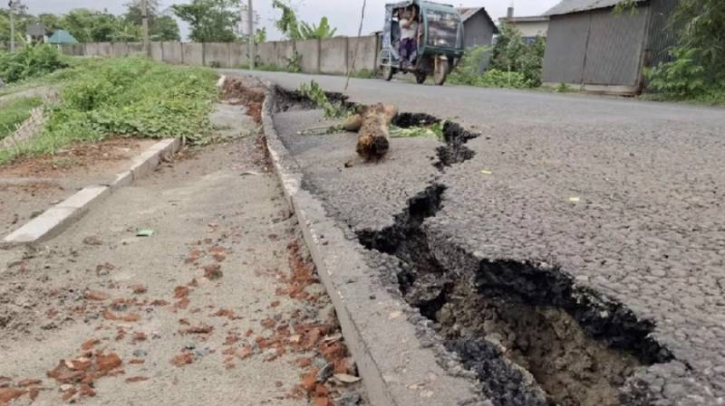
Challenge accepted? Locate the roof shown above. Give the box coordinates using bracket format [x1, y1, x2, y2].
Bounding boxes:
[27, 24, 47, 37]
[47, 30, 79, 45]
[456, 7, 500, 34]
[545, 0, 647, 16]
[498, 15, 550, 24]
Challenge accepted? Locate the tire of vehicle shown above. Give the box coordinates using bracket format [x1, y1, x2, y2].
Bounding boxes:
[382, 65, 394, 81]
[434, 59, 450, 86]
[415, 72, 427, 84]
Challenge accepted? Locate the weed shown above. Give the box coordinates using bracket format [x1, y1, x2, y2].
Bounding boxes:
[390, 120, 446, 140]
[350, 69, 377, 79]
[298, 81, 347, 119]
[0, 96, 43, 140]
[0, 45, 67, 84]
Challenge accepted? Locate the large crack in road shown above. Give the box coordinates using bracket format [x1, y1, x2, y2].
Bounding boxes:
[273, 87, 677, 406]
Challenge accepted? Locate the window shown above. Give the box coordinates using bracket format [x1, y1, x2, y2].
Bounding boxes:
[426, 10, 460, 47]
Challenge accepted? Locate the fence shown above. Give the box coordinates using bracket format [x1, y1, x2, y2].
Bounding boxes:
[59, 36, 381, 75]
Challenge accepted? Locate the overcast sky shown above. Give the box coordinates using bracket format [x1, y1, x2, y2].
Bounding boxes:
[19, 0, 561, 41]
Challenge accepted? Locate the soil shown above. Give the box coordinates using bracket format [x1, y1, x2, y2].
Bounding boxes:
[0, 129, 366, 405]
[0, 138, 156, 237]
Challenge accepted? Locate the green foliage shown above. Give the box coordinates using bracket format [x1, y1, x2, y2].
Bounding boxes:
[299, 17, 338, 40]
[0, 44, 67, 84]
[491, 24, 545, 87]
[447, 46, 492, 85]
[273, 0, 338, 40]
[351, 69, 377, 79]
[0, 96, 42, 140]
[172, 0, 240, 43]
[60, 9, 120, 43]
[255, 28, 267, 44]
[390, 120, 446, 140]
[124, 0, 181, 41]
[298, 81, 346, 118]
[0, 58, 218, 164]
[272, 0, 302, 40]
[285, 50, 302, 73]
[557, 83, 571, 93]
[646, 47, 705, 98]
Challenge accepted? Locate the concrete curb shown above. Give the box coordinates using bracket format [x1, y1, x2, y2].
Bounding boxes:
[2, 138, 181, 247]
[257, 80, 483, 406]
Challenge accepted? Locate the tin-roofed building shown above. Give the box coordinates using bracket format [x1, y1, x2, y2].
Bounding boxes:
[457, 7, 499, 48]
[542, 0, 679, 95]
[26, 24, 48, 44]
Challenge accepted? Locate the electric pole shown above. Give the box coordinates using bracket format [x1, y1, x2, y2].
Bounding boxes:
[141, 0, 150, 56]
[8, 0, 16, 52]
[247, 0, 255, 69]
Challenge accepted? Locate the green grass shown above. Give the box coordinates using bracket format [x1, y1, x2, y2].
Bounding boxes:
[0, 57, 219, 165]
[0, 96, 43, 140]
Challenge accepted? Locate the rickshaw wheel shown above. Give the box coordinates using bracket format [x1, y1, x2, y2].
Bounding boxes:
[434, 59, 450, 86]
[382, 65, 394, 81]
[415, 72, 427, 84]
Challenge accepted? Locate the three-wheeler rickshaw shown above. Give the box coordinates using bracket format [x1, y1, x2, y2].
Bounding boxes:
[379, 0, 464, 85]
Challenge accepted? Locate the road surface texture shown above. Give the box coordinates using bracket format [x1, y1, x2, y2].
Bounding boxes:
[0, 99, 366, 406]
[225, 70, 725, 406]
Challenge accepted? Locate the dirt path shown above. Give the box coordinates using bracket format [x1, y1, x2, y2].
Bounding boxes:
[0, 128, 365, 405]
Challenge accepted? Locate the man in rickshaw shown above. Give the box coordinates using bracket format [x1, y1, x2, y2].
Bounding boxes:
[398, 6, 419, 68]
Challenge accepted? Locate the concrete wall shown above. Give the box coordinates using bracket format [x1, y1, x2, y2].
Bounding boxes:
[296, 40, 320, 73]
[348, 36, 378, 72]
[150, 42, 164, 62]
[182, 42, 204, 66]
[111, 42, 129, 57]
[127, 43, 144, 56]
[64, 36, 380, 75]
[275, 41, 295, 69]
[204, 43, 230, 67]
[230, 43, 248, 67]
[320, 37, 348, 75]
[162, 42, 183, 64]
[257, 42, 276, 66]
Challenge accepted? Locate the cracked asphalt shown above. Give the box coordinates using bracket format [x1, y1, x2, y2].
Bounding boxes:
[226, 70, 725, 406]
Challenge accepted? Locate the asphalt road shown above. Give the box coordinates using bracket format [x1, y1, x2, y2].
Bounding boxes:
[225, 70, 725, 406]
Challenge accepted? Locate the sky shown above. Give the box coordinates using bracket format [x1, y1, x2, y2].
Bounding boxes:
[18, 0, 561, 41]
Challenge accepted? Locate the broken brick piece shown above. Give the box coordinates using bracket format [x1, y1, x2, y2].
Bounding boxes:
[130, 285, 147, 294]
[171, 353, 194, 367]
[179, 325, 214, 335]
[150, 300, 170, 306]
[85, 290, 109, 301]
[103, 309, 140, 322]
[133, 332, 147, 342]
[174, 286, 190, 299]
[125, 376, 150, 383]
[81, 339, 101, 351]
[96, 352, 123, 375]
[235, 346, 252, 360]
[17, 379, 42, 387]
[0, 388, 27, 404]
[174, 298, 190, 310]
[47, 361, 85, 384]
[79, 384, 96, 397]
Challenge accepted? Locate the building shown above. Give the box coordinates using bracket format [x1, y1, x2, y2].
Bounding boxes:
[457, 7, 499, 48]
[26, 24, 48, 44]
[542, 0, 679, 95]
[498, 8, 550, 43]
[47, 30, 79, 46]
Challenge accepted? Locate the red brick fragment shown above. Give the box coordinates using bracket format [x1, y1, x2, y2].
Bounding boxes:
[130, 285, 147, 294]
[203, 264, 223, 280]
[125, 376, 149, 383]
[85, 290, 109, 301]
[171, 353, 194, 367]
[81, 339, 100, 351]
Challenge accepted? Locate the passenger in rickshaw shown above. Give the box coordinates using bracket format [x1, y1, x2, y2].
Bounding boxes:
[398, 6, 419, 67]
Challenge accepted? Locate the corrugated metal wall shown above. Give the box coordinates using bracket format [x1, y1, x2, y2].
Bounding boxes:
[646, 0, 679, 68]
[542, 13, 590, 84]
[583, 8, 649, 86]
[543, 3, 655, 89]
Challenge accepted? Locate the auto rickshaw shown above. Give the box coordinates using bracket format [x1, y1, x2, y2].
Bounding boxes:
[379, 0, 464, 85]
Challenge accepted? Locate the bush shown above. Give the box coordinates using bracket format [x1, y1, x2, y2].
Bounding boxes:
[447, 46, 493, 86]
[491, 24, 545, 87]
[0, 58, 219, 164]
[0, 45, 67, 84]
[0, 97, 43, 140]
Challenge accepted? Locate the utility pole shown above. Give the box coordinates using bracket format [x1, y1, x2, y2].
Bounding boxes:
[141, 0, 150, 56]
[247, 0, 255, 69]
[8, 0, 16, 52]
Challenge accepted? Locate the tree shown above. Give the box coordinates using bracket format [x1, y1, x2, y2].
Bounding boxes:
[38, 13, 62, 31]
[254, 27, 267, 44]
[60, 9, 120, 43]
[172, 0, 239, 43]
[272, 0, 338, 40]
[299, 17, 337, 40]
[124, 0, 179, 41]
[272, 0, 301, 40]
